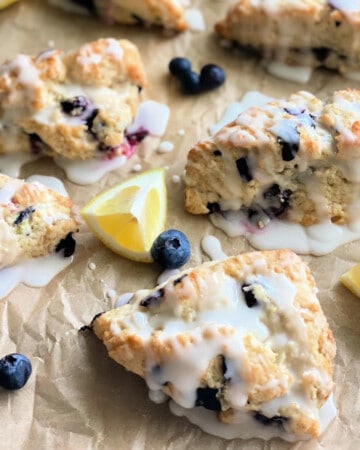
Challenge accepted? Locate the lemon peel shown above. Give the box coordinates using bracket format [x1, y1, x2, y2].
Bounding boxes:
[340, 263, 360, 298]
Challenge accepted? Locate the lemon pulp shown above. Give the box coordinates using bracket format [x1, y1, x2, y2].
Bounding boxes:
[81, 168, 167, 262]
[0, 0, 19, 9]
[340, 263, 360, 298]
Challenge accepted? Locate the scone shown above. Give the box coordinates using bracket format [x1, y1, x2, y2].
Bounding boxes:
[49, 0, 188, 31]
[215, 1, 360, 76]
[0, 38, 147, 160]
[185, 89, 360, 227]
[0, 174, 78, 269]
[92, 249, 336, 441]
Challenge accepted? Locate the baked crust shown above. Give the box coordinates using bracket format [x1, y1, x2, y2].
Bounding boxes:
[0, 174, 78, 268]
[185, 89, 360, 226]
[92, 249, 336, 439]
[215, 0, 360, 74]
[49, 0, 188, 31]
[0, 38, 147, 160]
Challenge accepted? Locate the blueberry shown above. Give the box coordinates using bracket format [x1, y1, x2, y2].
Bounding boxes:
[200, 64, 225, 90]
[236, 157, 252, 182]
[70, 0, 96, 12]
[0, 353, 32, 390]
[61, 96, 90, 116]
[55, 233, 76, 258]
[151, 229, 191, 269]
[180, 70, 201, 95]
[140, 288, 165, 308]
[13, 206, 35, 226]
[206, 202, 221, 214]
[254, 412, 288, 427]
[125, 128, 149, 146]
[241, 284, 258, 308]
[195, 387, 221, 411]
[28, 133, 44, 154]
[169, 57, 192, 77]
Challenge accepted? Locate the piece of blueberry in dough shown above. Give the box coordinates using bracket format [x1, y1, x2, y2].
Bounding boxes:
[195, 387, 221, 411]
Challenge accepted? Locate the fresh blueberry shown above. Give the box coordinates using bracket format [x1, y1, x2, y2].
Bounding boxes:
[151, 229, 191, 269]
[0, 353, 32, 390]
[200, 64, 225, 90]
[169, 57, 192, 77]
[180, 70, 201, 95]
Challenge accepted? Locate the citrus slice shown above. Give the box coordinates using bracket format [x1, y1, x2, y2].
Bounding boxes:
[0, 0, 19, 9]
[81, 168, 167, 262]
[340, 263, 360, 298]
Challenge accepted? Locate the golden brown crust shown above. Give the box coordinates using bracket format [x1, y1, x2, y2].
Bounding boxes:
[185, 89, 360, 226]
[0, 38, 147, 160]
[0, 174, 78, 268]
[93, 249, 336, 439]
[215, 0, 360, 73]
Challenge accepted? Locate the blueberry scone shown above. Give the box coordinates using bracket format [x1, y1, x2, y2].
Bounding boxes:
[49, 0, 188, 31]
[0, 38, 147, 160]
[0, 174, 78, 269]
[185, 89, 360, 227]
[215, 1, 360, 76]
[92, 250, 336, 441]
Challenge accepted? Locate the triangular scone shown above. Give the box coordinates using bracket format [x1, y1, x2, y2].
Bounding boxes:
[49, 0, 188, 31]
[0, 174, 78, 269]
[0, 38, 147, 160]
[92, 249, 336, 441]
[185, 89, 360, 226]
[215, 1, 360, 75]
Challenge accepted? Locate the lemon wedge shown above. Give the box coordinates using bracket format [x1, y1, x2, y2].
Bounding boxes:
[0, 0, 18, 9]
[81, 168, 167, 262]
[340, 263, 360, 298]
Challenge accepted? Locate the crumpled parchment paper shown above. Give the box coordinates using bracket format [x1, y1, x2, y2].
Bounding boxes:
[1, 1, 360, 449]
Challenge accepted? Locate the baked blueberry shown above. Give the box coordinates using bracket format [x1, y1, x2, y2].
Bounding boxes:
[312, 47, 330, 62]
[195, 387, 221, 411]
[180, 70, 201, 95]
[55, 233, 76, 258]
[241, 284, 258, 308]
[61, 96, 90, 116]
[169, 57, 192, 77]
[200, 64, 225, 90]
[14, 207, 35, 226]
[254, 412, 288, 427]
[125, 128, 149, 146]
[278, 135, 299, 161]
[140, 289, 165, 308]
[207, 202, 221, 214]
[262, 184, 292, 217]
[70, 0, 96, 12]
[28, 133, 44, 154]
[236, 157, 252, 182]
[151, 229, 191, 269]
[0, 353, 32, 390]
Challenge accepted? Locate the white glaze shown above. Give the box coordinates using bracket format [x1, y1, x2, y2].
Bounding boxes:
[117, 260, 336, 440]
[115, 292, 134, 308]
[157, 269, 180, 285]
[55, 154, 127, 185]
[88, 262, 96, 270]
[0, 152, 39, 178]
[265, 61, 312, 84]
[209, 91, 273, 135]
[169, 393, 336, 442]
[0, 252, 73, 300]
[211, 211, 360, 256]
[127, 101, 170, 136]
[157, 141, 174, 153]
[201, 235, 227, 261]
[0, 174, 73, 299]
[185, 8, 205, 31]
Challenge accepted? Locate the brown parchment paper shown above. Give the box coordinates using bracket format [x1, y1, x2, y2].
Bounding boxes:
[1, 1, 360, 449]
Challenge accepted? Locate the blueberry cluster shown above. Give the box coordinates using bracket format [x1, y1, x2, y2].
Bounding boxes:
[169, 57, 225, 95]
